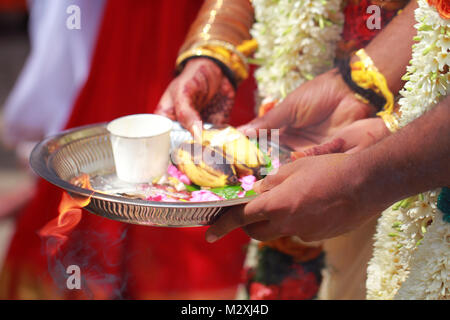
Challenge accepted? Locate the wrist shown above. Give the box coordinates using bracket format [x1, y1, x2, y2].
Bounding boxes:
[326, 68, 359, 108]
[332, 68, 353, 100]
[338, 50, 396, 116]
[342, 151, 394, 217]
[184, 57, 221, 73]
[176, 41, 250, 88]
[333, 69, 380, 116]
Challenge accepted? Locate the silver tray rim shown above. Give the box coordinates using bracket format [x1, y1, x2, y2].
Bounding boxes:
[29, 122, 268, 209]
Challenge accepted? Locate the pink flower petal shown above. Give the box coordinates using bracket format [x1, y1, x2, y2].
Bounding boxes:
[147, 194, 180, 202]
[189, 190, 223, 202]
[239, 175, 256, 191]
[147, 195, 164, 201]
[272, 158, 280, 169]
[168, 165, 191, 185]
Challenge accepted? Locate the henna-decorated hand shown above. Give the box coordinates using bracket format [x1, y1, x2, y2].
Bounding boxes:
[155, 58, 235, 133]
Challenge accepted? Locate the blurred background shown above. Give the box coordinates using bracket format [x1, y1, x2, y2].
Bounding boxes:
[0, 0, 34, 271]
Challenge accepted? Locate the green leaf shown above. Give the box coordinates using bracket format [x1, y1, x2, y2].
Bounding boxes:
[392, 221, 402, 228]
[245, 190, 257, 197]
[250, 139, 273, 176]
[262, 153, 273, 176]
[418, 24, 432, 32]
[400, 198, 412, 209]
[388, 233, 399, 238]
[184, 184, 200, 192]
[247, 58, 265, 66]
[210, 185, 244, 199]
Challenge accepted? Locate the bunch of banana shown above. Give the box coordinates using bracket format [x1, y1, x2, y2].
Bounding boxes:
[174, 141, 239, 188]
[174, 127, 267, 188]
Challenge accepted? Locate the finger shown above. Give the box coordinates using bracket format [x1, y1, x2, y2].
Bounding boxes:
[155, 89, 176, 120]
[242, 220, 282, 242]
[281, 132, 316, 151]
[302, 138, 345, 156]
[175, 93, 202, 134]
[253, 177, 280, 194]
[290, 151, 307, 160]
[205, 203, 268, 243]
[253, 160, 300, 193]
[345, 146, 362, 154]
[252, 179, 264, 194]
[238, 103, 293, 135]
[191, 122, 204, 141]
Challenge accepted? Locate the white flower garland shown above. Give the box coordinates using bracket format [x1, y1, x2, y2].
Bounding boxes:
[367, 0, 450, 300]
[250, 0, 344, 103]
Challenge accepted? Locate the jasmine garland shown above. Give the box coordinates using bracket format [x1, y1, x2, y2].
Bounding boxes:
[367, 0, 449, 300]
[250, 0, 344, 102]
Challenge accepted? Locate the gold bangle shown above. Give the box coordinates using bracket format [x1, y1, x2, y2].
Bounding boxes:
[180, 0, 254, 54]
[351, 49, 395, 116]
[176, 39, 255, 84]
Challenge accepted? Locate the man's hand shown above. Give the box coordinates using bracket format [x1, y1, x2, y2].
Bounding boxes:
[239, 69, 376, 151]
[206, 96, 450, 244]
[155, 58, 235, 133]
[206, 153, 381, 243]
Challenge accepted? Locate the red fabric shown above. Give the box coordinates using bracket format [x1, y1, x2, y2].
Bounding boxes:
[0, 0, 26, 11]
[1, 0, 255, 299]
[342, 0, 396, 49]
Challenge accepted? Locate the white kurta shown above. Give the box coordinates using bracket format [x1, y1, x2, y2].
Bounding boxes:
[2, 0, 106, 145]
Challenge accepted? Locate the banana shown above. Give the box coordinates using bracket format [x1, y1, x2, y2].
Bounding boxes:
[174, 141, 238, 188]
[202, 127, 267, 177]
[174, 127, 269, 187]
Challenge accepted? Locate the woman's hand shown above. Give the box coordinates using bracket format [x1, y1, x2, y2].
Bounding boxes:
[239, 69, 376, 151]
[320, 117, 391, 154]
[287, 118, 390, 159]
[155, 58, 235, 133]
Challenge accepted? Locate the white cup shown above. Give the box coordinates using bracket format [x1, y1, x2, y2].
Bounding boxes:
[107, 114, 173, 183]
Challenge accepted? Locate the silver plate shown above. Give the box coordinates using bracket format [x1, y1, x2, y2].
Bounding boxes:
[30, 122, 290, 227]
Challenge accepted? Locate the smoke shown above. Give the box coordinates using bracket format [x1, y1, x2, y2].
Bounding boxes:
[40, 219, 131, 299]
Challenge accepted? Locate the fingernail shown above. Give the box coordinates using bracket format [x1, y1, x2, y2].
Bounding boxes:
[192, 122, 203, 140]
[206, 233, 218, 243]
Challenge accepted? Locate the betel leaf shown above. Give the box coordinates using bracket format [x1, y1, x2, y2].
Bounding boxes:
[184, 183, 200, 192]
[210, 185, 243, 199]
[245, 190, 257, 197]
